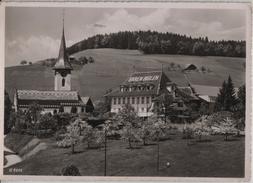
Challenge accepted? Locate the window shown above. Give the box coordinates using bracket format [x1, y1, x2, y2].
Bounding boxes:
[175, 91, 179, 97]
[137, 97, 140, 104]
[118, 98, 121, 104]
[62, 78, 65, 87]
[123, 97, 125, 104]
[113, 98, 117, 105]
[141, 97, 145, 104]
[146, 96, 150, 104]
[178, 102, 183, 107]
[127, 97, 130, 104]
[141, 108, 144, 112]
[132, 97, 135, 104]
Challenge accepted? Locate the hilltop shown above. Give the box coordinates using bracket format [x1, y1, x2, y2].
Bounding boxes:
[5, 49, 245, 103]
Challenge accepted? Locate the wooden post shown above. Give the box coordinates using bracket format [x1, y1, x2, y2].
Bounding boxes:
[104, 129, 107, 176]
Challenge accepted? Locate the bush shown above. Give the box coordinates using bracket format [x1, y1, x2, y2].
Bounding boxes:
[61, 165, 81, 176]
[55, 128, 67, 141]
[206, 111, 235, 126]
[182, 126, 194, 139]
[57, 135, 72, 148]
[55, 113, 77, 127]
[38, 113, 57, 131]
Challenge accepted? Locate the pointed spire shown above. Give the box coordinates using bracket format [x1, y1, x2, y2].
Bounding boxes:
[53, 10, 72, 70]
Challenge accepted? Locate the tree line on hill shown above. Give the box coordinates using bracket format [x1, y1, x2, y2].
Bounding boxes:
[67, 30, 246, 58]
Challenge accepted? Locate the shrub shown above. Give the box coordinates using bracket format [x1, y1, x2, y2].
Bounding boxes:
[57, 135, 72, 148]
[55, 113, 77, 127]
[211, 117, 238, 141]
[182, 126, 194, 139]
[38, 113, 57, 131]
[192, 119, 212, 141]
[61, 165, 81, 176]
[55, 128, 67, 141]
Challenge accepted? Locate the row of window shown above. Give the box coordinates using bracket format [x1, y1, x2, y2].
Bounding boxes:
[120, 84, 155, 92]
[112, 107, 148, 113]
[112, 96, 152, 105]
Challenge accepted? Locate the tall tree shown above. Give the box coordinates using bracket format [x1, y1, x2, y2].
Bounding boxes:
[27, 102, 42, 136]
[4, 90, 12, 134]
[214, 76, 237, 112]
[214, 81, 227, 111]
[224, 76, 237, 111]
[117, 104, 141, 148]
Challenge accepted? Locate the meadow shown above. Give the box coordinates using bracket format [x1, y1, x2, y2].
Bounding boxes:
[4, 131, 244, 177]
[5, 49, 245, 102]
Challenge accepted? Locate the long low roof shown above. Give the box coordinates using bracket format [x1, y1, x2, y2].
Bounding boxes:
[191, 85, 221, 97]
[192, 84, 239, 97]
[16, 90, 85, 107]
[17, 90, 80, 100]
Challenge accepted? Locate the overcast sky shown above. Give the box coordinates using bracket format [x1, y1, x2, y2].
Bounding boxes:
[5, 7, 246, 66]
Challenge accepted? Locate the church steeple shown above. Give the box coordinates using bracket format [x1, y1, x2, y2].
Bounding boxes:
[54, 11, 72, 91]
[53, 12, 72, 70]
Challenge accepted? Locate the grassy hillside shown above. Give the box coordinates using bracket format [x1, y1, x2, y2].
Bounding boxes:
[5, 49, 245, 102]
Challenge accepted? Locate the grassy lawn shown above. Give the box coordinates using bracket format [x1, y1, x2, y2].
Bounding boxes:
[4, 131, 245, 177]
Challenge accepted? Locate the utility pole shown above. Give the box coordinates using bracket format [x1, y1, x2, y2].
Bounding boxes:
[157, 132, 160, 173]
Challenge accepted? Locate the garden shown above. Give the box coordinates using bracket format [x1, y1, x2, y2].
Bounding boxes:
[3, 77, 246, 177]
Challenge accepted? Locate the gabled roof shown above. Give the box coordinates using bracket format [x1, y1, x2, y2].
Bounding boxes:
[17, 90, 79, 101]
[81, 97, 91, 105]
[16, 90, 84, 107]
[183, 64, 197, 70]
[198, 95, 216, 103]
[53, 27, 72, 70]
[191, 84, 221, 97]
[105, 71, 171, 97]
[176, 87, 199, 101]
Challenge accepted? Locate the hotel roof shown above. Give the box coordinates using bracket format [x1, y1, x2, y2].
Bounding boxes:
[105, 71, 171, 97]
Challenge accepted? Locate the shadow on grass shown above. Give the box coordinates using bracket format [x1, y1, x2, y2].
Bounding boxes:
[4, 151, 17, 156]
[126, 146, 142, 150]
[196, 139, 212, 143]
[64, 150, 86, 155]
[143, 143, 156, 146]
[224, 138, 240, 142]
[159, 138, 174, 142]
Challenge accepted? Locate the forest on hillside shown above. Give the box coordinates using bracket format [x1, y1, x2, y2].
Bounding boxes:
[67, 31, 246, 58]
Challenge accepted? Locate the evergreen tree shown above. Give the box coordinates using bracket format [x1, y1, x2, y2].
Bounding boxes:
[214, 76, 237, 112]
[214, 81, 227, 112]
[224, 75, 237, 111]
[236, 84, 246, 119]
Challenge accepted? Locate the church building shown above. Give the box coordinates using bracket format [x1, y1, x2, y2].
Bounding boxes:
[13, 22, 93, 114]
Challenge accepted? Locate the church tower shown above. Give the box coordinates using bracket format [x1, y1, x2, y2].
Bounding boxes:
[53, 16, 72, 91]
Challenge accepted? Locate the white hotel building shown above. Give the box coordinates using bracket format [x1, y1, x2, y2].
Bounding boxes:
[105, 71, 176, 117]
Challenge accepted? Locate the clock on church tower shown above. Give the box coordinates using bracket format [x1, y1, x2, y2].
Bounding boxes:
[53, 24, 73, 91]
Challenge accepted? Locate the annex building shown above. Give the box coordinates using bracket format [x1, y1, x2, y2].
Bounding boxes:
[14, 24, 93, 114]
